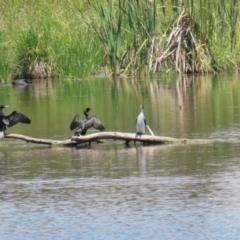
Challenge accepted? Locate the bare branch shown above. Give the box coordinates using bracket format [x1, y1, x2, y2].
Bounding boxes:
[4, 132, 214, 147]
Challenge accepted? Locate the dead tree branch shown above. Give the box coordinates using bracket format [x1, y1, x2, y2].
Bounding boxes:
[4, 132, 214, 147]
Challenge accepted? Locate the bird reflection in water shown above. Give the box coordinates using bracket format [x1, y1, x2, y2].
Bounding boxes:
[136, 146, 147, 174]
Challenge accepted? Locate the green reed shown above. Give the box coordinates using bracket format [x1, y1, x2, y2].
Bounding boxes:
[0, 0, 239, 80]
[0, 0, 103, 80]
[79, 0, 123, 77]
[122, 0, 157, 73]
[158, 0, 239, 72]
[0, 36, 9, 81]
[79, 0, 157, 76]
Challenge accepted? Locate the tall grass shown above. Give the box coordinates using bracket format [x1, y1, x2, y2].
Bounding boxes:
[123, 0, 157, 74]
[13, 28, 54, 79]
[0, 33, 9, 81]
[80, 0, 239, 75]
[155, 0, 240, 72]
[0, 0, 103, 80]
[0, 0, 239, 80]
[52, 30, 103, 78]
[79, 0, 122, 76]
[80, 0, 157, 76]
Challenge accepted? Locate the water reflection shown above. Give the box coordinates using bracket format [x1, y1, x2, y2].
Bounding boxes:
[0, 151, 7, 176]
[1, 74, 240, 140]
[0, 141, 240, 240]
[136, 146, 147, 174]
[1, 75, 240, 239]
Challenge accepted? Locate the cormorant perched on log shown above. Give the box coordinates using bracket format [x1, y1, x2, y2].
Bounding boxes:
[70, 108, 105, 136]
[136, 105, 146, 136]
[0, 104, 31, 138]
[84, 107, 92, 119]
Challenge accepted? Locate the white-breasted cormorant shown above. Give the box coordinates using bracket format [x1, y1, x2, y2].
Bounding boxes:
[70, 108, 105, 136]
[0, 104, 31, 138]
[136, 105, 146, 136]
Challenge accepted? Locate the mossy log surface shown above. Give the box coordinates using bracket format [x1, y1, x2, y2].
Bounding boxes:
[5, 132, 214, 147]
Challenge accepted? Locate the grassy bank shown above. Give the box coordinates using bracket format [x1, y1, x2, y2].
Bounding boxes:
[0, 0, 104, 80]
[0, 0, 239, 81]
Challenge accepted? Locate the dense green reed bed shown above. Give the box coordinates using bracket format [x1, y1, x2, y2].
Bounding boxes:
[0, 0, 104, 80]
[0, 0, 239, 81]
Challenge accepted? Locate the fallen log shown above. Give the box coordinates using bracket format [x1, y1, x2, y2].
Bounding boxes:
[4, 132, 214, 147]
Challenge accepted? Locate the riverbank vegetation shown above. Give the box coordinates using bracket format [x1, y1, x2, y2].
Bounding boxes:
[0, 0, 239, 80]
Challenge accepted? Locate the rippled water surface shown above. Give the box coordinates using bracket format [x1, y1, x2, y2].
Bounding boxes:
[1, 75, 240, 239]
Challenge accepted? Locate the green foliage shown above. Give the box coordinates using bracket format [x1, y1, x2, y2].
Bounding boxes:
[79, 0, 123, 76]
[0, 33, 10, 81]
[13, 28, 54, 79]
[0, 0, 103, 80]
[228, 0, 239, 50]
[122, 0, 157, 73]
[54, 31, 103, 78]
[79, 0, 157, 76]
[186, 0, 238, 51]
[0, 0, 239, 80]
[158, 0, 239, 72]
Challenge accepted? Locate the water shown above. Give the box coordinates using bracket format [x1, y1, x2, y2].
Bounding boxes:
[1, 74, 240, 239]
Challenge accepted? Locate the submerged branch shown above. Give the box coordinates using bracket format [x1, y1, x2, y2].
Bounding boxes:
[4, 132, 214, 147]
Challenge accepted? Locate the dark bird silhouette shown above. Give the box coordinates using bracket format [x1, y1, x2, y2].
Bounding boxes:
[136, 105, 146, 136]
[70, 108, 105, 136]
[84, 107, 92, 119]
[0, 104, 31, 138]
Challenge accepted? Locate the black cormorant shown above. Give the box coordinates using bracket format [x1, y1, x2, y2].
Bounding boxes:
[84, 107, 92, 119]
[0, 104, 31, 138]
[70, 108, 105, 136]
[136, 105, 146, 136]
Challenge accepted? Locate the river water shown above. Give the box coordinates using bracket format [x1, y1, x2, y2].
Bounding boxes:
[0, 74, 240, 239]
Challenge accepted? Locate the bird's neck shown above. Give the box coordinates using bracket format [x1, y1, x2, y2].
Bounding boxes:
[84, 111, 90, 118]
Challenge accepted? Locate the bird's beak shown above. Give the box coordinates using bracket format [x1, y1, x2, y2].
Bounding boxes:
[5, 106, 9, 108]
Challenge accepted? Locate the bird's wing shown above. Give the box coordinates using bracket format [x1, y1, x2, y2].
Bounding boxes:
[70, 114, 81, 130]
[93, 117, 105, 131]
[84, 117, 105, 131]
[2, 117, 9, 126]
[0, 117, 7, 131]
[5, 111, 31, 128]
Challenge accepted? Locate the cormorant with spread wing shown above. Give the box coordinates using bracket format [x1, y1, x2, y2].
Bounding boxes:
[70, 107, 105, 136]
[0, 104, 31, 138]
